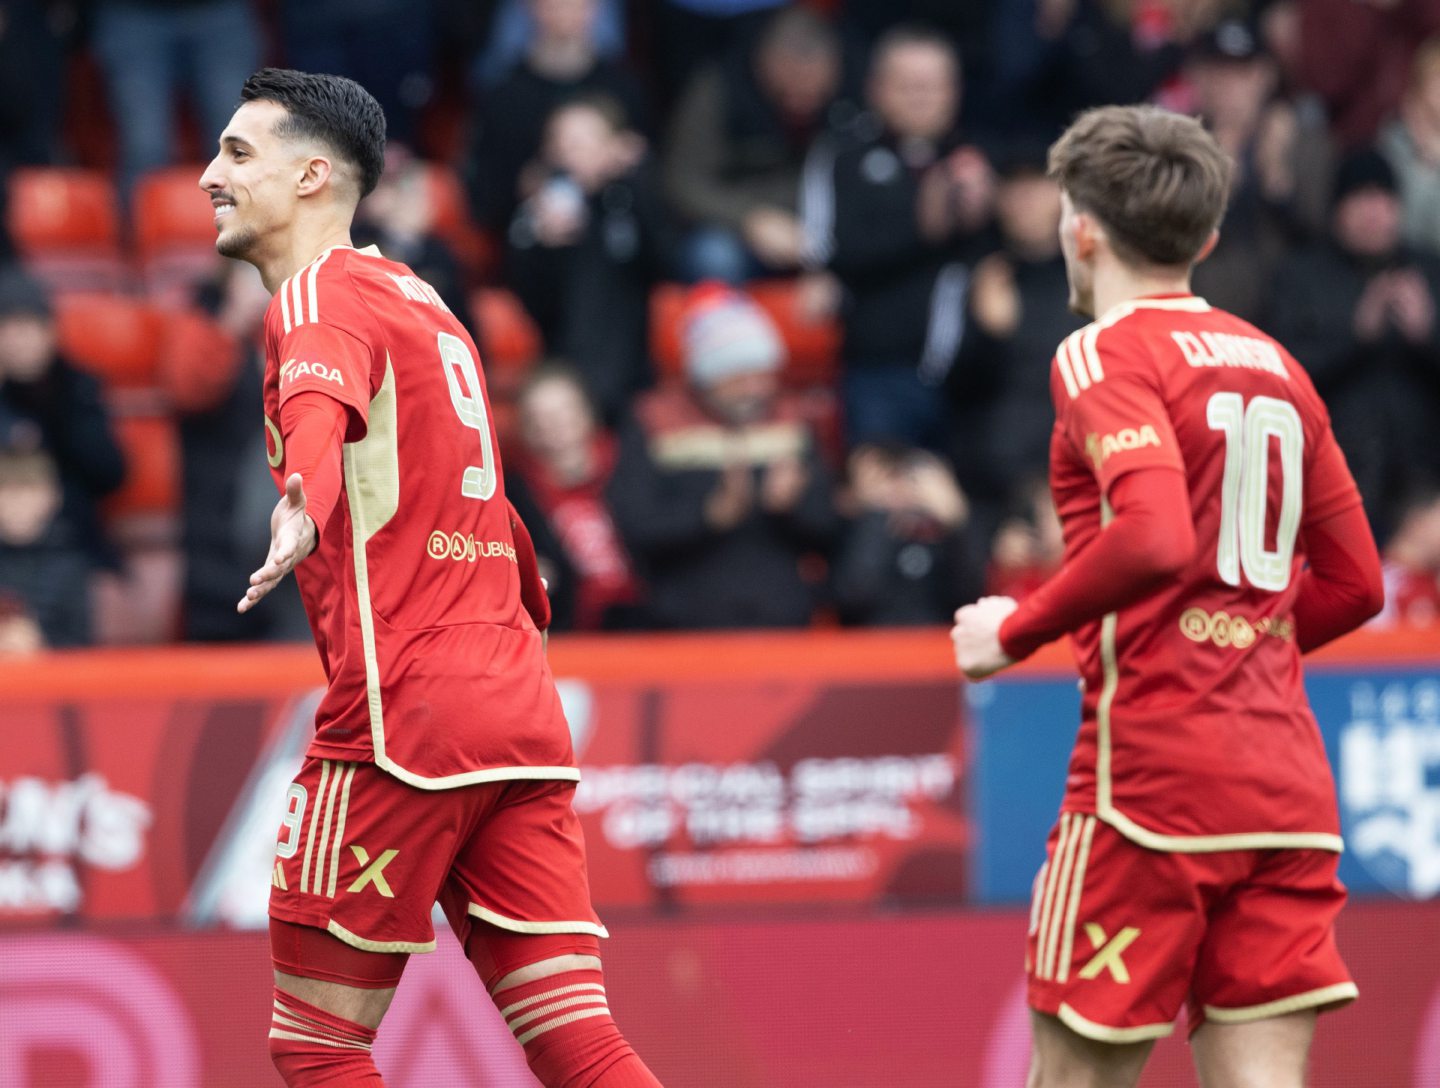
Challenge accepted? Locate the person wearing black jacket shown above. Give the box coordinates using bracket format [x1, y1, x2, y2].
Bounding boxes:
[804, 24, 992, 451]
[608, 287, 838, 629]
[464, 0, 647, 231]
[506, 95, 672, 422]
[1268, 149, 1440, 543]
[0, 269, 125, 570]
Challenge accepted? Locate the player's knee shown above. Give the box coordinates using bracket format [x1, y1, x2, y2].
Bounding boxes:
[493, 967, 661, 1088]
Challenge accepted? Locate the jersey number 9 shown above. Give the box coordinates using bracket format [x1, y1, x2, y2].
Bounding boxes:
[437, 331, 497, 501]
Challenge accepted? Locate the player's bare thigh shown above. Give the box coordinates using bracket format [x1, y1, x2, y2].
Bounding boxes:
[1191, 1009, 1316, 1088]
[1028, 1011, 1153, 1088]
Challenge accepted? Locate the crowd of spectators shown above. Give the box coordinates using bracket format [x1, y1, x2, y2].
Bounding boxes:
[3, 0, 1440, 647]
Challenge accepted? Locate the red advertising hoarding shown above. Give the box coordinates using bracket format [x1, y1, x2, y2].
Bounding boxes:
[2, 903, 1438, 1087]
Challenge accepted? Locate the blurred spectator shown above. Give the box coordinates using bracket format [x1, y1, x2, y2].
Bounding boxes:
[464, 0, 648, 231]
[664, 6, 851, 282]
[513, 365, 645, 629]
[1371, 487, 1440, 628]
[953, 144, 1079, 509]
[1182, 17, 1332, 321]
[647, 0, 788, 105]
[0, 444, 92, 647]
[832, 441, 983, 625]
[179, 262, 308, 641]
[506, 96, 672, 420]
[1380, 36, 1440, 259]
[0, 269, 125, 568]
[279, 0, 435, 146]
[984, 475, 1064, 600]
[608, 287, 838, 628]
[90, 0, 262, 196]
[805, 25, 988, 450]
[990, 0, 1229, 141]
[0, 1, 73, 170]
[474, 0, 626, 88]
[355, 144, 470, 324]
[1299, 0, 1440, 150]
[1268, 150, 1440, 543]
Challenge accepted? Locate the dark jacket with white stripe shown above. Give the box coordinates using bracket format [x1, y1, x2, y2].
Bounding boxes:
[804, 123, 977, 382]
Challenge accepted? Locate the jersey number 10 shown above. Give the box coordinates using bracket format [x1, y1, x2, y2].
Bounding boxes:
[437, 331, 498, 501]
[1206, 392, 1302, 592]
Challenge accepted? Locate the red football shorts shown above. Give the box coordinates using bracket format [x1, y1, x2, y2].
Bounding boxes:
[269, 758, 606, 956]
[1026, 811, 1356, 1043]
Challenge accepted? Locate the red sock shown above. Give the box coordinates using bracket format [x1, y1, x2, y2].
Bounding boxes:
[494, 969, 663, 1088]
[269, 989, 385, 1086]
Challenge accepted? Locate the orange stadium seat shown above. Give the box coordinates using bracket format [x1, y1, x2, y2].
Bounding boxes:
[54, 293, 165, 390]
[158, 307, 240, 413]
[132, 166, 223, 305]
[649, 280, 841, 387]
[105, 412, 180, 519]
[5, 168, 128, 292]
[471, 287, 542, 397]
[420, 161, 497, 283]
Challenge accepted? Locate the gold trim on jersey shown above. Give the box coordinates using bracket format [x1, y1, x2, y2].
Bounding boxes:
[1092, 491, 1344, 852]
[1203, 982, 1358, 1024]
[326, 918, 436, 954]
[466, 902, 609, 939]
[1056, 1003, 1175, 1044]
[1055, 295, 1213, 400]
[342, 356, 583, 791]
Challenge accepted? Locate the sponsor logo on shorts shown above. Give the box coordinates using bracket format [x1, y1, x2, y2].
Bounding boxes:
[1084, 425, 1161, 469]
[347, 845, 399, 898]
[427, 531, 517, 564]
[279, 357, 346, 390]
[1178, 607, 1292, 649]
[1078, 923, 1141, 983]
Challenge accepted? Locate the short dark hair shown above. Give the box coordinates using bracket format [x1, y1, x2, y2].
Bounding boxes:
[1048, 105, 1232, 268]
[239, 68, 386, 198]
[869, 23, 960, 79]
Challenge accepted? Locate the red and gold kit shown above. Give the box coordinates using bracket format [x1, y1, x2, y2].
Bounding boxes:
[1038, 295, 1360, 850]
[261, 245, 574, 789]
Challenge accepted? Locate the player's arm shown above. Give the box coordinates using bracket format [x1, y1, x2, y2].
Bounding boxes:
[953, 339, 1191, 679]
[952, 467, 1196, 678]
[1291, 428, 1384, 652]
[238, 392, 347, 613]
[508, 499, 552, 636]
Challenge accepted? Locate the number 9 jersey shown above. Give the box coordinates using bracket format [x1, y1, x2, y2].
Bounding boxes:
[261, 245, 575, 790]
[1046, 294, 1363, 850]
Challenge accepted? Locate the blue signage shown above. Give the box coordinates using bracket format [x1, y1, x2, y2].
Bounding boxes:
[969, 666, 1440, 904]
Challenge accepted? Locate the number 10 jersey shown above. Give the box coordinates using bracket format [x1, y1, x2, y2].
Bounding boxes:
[261, 245, 576, 790]
[1045, 294, 1363, 851]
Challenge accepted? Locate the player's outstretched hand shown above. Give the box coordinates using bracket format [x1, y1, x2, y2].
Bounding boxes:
[238, 473, 317, 614]
[951, 596, 1019, 681]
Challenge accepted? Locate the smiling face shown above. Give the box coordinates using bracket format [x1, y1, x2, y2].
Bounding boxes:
[198, 100, 312, 264]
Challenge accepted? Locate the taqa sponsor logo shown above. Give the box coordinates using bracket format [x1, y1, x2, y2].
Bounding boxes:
[427, 530, 517, 563]
[1340, 679, 1440, 899]
[1085, 424, 1161, 468]
[0, 774, 152, 913]
[279, 357, 345, 389]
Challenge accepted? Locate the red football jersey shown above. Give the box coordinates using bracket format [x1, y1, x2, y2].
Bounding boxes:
[261, 245, 575, 789]
[1047, 294, 1362, 850]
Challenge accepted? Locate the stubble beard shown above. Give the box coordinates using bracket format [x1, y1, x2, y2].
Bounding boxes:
[216, 222, 260, 263]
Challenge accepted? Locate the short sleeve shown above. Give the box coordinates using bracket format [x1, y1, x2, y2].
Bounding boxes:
[276, 321, 374, 441]
[1304, 424, 1364, 526]
[1054, 329, 1184, 493]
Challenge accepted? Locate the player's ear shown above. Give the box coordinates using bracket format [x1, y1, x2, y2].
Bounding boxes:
[1072, 211, 1099, 262]
[296, 155, 333, 199]
[1193, 229, 1220, 265]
